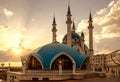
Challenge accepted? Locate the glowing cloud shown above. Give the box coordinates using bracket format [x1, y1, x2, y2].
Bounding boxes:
[3, 8, 14, 16]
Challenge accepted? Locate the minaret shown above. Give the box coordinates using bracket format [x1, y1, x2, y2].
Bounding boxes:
[88, 11, 94, 56]
[80, 31, 85, 52]
[88, 11, 94, 70]
[52, 15, 57, 42]
[66, 4, 72, 46]
[72, 19, 76, 32]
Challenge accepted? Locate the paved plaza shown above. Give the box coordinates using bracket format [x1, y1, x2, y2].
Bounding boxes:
[18, 77, 120, 82]
[64, 77, 120, 82]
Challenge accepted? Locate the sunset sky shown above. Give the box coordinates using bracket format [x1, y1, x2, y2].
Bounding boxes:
[0, 0, 119, 55]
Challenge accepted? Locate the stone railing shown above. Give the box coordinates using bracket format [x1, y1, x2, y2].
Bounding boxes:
[25, 70, 73, 75]
[25, 69, 90, 75]
[76, 70, 90, 73]
[25, 70, 59, 75]
[62, 70, 72, 74]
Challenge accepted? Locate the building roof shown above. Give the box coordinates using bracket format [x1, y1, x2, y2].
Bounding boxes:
[63, 31, 80, 41]
[32, 42, 87, 69]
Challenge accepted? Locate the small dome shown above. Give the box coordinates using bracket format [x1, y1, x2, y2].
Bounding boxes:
[30, 42, 87, 69]
[63, 31, 80, 42]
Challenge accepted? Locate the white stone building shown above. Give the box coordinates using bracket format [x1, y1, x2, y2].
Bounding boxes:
[93, 54, 106, 72]
[105, 51, 120, 77]
[93, 50, 120, 77]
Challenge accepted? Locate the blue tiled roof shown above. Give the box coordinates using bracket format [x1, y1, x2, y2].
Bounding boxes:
[33, 43, 87, 69]
[63, 31, 80, 41]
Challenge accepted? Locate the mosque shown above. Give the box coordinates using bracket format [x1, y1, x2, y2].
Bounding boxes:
[7, 4, 101, 82]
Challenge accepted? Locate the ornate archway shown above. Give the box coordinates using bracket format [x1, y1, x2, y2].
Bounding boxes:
[51, 54, 73, 70]
[26, 56, 42, 70]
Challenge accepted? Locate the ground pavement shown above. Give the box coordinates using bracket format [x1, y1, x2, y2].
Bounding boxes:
[64, 77, 120, 82]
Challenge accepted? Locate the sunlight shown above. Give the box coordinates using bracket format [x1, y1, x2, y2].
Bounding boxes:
[11, 47, 24, 55]
[12, 48, 22, 54]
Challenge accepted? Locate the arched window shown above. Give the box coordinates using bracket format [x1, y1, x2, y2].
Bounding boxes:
[81, 57, 89, 70]
[51, 55, 73, 70]
[27, 56, 42, 70]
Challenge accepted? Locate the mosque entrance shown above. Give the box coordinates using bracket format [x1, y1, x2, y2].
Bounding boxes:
[51, 55, 73, 70]
[27, 56, 42, 70]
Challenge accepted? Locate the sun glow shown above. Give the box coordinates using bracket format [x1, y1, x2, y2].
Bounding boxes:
[12, 48, 23, 54]
[10, 47, 24, 55]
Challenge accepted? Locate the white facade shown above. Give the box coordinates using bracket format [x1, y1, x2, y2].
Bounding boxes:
[93, 51, 120, 77]
[93, 54, 106, 72]
[105, 52, 120, 77]
[7, 70, 91, 82]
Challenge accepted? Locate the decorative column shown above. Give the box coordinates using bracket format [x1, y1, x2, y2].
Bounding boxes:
[22, 61, 26, 73]
[59, 60, 62, 75]
[72, 61, 76, 74]
[92, 64, 95, 72]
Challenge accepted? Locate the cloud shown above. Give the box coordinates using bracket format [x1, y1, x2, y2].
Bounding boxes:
[108, 1, 115, 7]
[0, 25, 9, 32]
[77, 0, 120, 54]
[3, 8, 14, 16]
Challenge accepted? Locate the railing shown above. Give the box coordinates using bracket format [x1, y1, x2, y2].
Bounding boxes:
[76, 70, 90, 73]
[25, 70, 59, 75]
[0, 68, 8, 71]
[25, 69, 90, 75]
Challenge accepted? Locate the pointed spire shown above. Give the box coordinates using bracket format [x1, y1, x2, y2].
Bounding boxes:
[88, 9, 93, 28]
[53, 13, 56, 24]
[89, 9, 92, 21]
[52, 14, 57, 43]
[81, 31, 85, 37]
[72, 19, 76, 32]
[67, 0, 71, 14]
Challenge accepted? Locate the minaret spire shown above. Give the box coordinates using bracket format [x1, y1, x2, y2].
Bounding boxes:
[80, 31, 85, 54]
[53, 13, 56, 24]
[67, 1, 71, 14]
[89, 10, 92, 21]
[81, 31, 85, 37]
[52, 14, 57, 43]
[72, 19, 76, 32]
[66, 1, 72, 46]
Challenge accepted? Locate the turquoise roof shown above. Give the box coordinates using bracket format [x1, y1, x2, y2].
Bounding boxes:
[33, 43, 87, 69]
[63, 31, 80, 41]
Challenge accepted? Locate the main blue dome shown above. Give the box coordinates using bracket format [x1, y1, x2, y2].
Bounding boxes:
[63, 31, 80, 41]
[32, 42, 87, 69]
